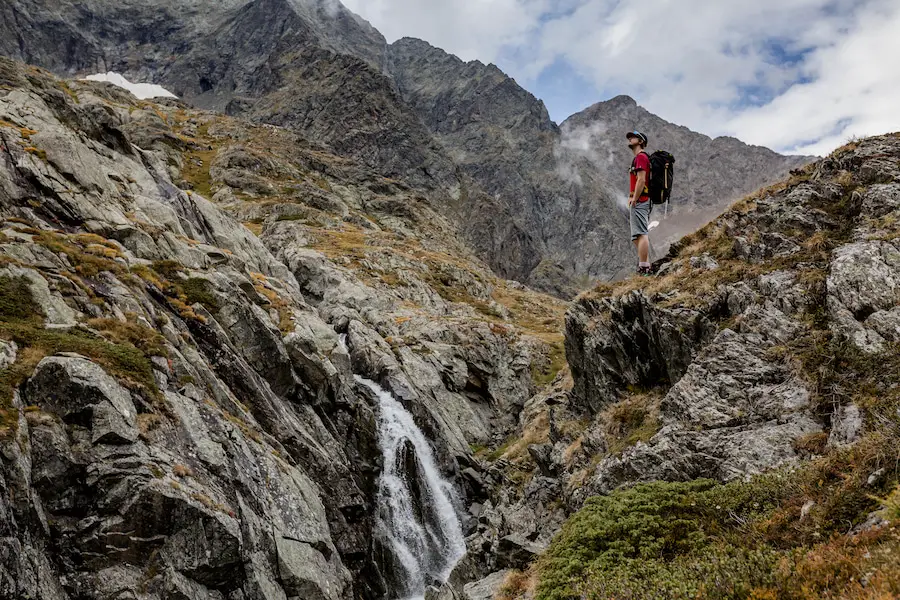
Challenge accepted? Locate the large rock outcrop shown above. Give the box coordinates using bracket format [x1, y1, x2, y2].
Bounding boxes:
[0, 57, 566, 599]
[429, 133, 899, 598]
[565, 133, 900, 498]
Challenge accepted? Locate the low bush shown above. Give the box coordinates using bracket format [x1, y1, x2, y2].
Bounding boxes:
[537, 480, 722, 600]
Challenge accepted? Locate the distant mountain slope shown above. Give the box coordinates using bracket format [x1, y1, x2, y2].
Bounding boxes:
[387, 37, 631, 293]
[563, 95, 814, 254]
[0, 0, 811, 294]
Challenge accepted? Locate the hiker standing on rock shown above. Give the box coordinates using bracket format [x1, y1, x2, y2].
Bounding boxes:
[627, 130, 652, 276]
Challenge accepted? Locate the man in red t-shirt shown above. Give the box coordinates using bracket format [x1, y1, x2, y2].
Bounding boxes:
[627, 130, 652, 276]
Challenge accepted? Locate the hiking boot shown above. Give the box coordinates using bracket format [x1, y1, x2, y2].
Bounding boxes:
[637, 265, 652, 277]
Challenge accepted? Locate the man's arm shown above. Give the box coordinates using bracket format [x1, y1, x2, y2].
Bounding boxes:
[630, 170, 647, 207]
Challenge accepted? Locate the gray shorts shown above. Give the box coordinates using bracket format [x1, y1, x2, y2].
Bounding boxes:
[630, 200, 652, 241]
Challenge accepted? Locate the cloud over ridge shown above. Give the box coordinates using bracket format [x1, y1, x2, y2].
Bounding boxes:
[343, 0, 900, 155]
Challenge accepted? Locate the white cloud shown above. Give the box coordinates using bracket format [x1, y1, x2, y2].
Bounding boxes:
[341, 0, 900, 156]
[722, 1, 900, 155]
[555, 120, 615, 184]
[341, 0, 551, 62]
[83, 72, 177, 100]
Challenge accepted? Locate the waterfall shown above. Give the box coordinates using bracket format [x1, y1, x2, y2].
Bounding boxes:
[355, 376, 466, 600]
[341, 334, 465, 600]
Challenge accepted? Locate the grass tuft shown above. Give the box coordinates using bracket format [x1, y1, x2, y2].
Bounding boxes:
[0, 275, 163, 440]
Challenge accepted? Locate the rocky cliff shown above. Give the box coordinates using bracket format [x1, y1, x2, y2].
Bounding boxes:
[437, 133, 899, 599]
[0, 57, 570, 599]
[1, 47, 898, 600]
[3, 2, 896, 598]
[0, 0, 809, 296]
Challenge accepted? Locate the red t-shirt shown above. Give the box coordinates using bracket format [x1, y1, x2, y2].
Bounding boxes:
[630, 152, 650, 202]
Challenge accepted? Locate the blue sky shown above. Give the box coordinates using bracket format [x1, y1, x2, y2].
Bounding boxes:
[528, 58, 599, 122]
[341, 0, 900, 156]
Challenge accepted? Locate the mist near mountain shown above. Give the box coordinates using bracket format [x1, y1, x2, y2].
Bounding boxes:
[0, 0, 809, 294]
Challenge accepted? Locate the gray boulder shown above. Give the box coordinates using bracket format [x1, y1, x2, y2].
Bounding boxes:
[463, 570, 513, 600]
[496, 534, 542, 570]
[25, 355, 138, 445]
[566, 291, 715, 413]
[0, 340, 15, 369]
[827, 240, 900, 353]
[829, 403, 864, 447]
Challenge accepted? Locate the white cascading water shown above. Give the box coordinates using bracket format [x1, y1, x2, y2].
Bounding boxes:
[338, 335, 465, 599]
[354, 375, 466, 600]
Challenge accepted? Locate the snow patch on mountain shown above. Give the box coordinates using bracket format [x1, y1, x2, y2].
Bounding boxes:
[83, 72, 176, 100]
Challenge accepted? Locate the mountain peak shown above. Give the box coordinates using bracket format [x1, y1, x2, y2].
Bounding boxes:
[390, 36, 492, 70]
[392, 36, 432, 47]
[607, 94, 638, 107]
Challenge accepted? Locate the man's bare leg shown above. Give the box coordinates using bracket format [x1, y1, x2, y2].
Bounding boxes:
[636, 235, 650, 265]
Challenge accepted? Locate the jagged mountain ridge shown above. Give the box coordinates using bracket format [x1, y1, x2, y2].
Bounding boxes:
[0, 0, 387, 81]
[1, 0, 808, 295]
[0, 0, 457, 189]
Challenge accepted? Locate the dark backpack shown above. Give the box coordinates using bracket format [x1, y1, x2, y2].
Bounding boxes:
[647, 150, 675, 208]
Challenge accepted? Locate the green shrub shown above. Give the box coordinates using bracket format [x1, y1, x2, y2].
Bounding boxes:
[604, 393, 662, 455]
[531, 341, 566, 387]
[180, 278, 220, 312]
[535, 477, 796, 600]
[576, 545, 779, 600]
[86, 318, 168, 359]
[486, 434, 519, 461]
[0, 276, 35, 321]
[536, 480, 716, 600]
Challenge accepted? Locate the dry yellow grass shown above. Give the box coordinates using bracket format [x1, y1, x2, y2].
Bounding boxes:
[172, 464, 193, 478]
[251, 274, 295, 334]
[137, 413, 164, 439]
[0, 120, 38, 140]
[609, 396, 659, 451]
[497, 568, 538, 600]
[244, 222, 263, 236]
